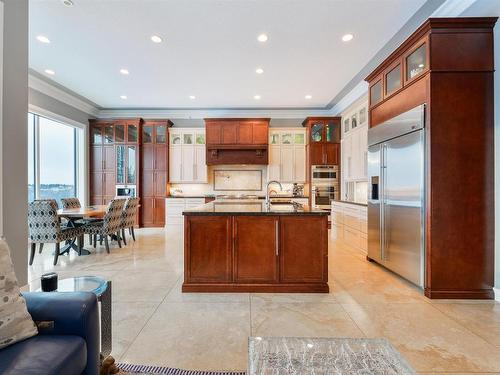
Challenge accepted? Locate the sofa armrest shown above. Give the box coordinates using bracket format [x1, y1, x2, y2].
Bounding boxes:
[22, 292, 100, 375]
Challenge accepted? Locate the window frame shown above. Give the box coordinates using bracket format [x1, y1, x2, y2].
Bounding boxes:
[28, 112, 83, 205]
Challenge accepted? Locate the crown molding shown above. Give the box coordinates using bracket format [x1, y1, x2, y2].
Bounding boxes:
[329, 81, 368, 116]
[28, 73, 100, 117]
[97, 107, 334, 120]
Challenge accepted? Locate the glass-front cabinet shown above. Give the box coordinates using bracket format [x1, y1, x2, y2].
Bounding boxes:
[310, 122, 324, 142]
[127, 146, 136, 184]
[307, 119, 339, 144]
[385, 63, 402, 95]
[104, 125, 114, 144]
[195, 132, 205, 145]
[406, 43, 427, 81]
[370, 80, 382, 106]
[91, 125, 103, 144]
[116, 145, 137, 184]
[156, 125, 167, 144]
[116, 145, 126, 184]
[143, 125, 154, 143]
[128, 124, 138, 143]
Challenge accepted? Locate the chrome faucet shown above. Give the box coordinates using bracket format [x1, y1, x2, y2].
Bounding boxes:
[265, 180, 282, 207]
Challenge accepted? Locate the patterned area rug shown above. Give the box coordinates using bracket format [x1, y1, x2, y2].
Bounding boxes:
[117, 363, 246, 375]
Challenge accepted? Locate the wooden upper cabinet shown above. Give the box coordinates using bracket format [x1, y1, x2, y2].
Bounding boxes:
[206, 122, 222, 144]
[237, 122, 253, 144]
[252, 122, 268, 144]
[205, 119, 270, 146]
[221, 123, 237, 144]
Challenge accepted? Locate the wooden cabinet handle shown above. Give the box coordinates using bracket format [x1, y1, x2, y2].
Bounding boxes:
[275, 220, 279, 256]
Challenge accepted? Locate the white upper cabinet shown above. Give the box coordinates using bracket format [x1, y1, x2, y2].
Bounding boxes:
[267, 129, 306, 183]
[169, 128, 207, 183]
[341, 99, 368, 181]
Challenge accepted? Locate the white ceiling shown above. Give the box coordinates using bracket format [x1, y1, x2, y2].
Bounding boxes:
[29, 0, 427, 109]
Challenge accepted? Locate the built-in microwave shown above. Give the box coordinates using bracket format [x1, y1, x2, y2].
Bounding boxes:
[116, 185, 136, 197]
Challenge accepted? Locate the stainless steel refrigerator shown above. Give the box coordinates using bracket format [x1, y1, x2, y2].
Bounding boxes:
[367, 104, 425, 287]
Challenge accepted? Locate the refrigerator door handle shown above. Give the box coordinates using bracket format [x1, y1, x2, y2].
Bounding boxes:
[380, 143, 386, 261]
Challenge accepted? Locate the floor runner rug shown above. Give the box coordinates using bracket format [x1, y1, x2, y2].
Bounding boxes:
[117, 363, 246, 375]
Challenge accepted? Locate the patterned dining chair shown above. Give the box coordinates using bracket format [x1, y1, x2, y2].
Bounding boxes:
[120, 197, 140, 245]
[28, 200, 84, 265]
[83, 199, 126, 253]
[61, 197, 100, 245]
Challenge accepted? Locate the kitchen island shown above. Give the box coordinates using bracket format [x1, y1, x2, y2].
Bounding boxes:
[182, 201, 329, 293]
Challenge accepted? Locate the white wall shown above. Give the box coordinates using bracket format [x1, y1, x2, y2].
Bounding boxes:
[1, 0, 28, 285]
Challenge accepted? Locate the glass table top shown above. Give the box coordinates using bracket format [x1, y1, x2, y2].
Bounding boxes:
[248, 337, 416, 375]
[37, 276, 108, 297]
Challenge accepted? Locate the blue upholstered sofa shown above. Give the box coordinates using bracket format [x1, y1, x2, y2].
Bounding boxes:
[0, 291, 100, 375]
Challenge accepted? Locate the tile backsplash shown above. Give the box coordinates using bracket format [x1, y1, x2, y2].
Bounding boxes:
[213, 169, 262, 191]
[170, 165, 298, 196]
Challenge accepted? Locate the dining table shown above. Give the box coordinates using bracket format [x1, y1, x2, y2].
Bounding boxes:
[57, 205, 108, 256]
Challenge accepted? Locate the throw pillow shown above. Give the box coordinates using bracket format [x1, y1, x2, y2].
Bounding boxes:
[0, 237, 38, 349]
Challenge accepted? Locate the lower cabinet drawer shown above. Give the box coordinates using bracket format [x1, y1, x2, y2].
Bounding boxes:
[343, 226, 359, 248]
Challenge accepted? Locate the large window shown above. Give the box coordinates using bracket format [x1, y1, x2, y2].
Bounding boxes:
[28, 113, 80, 207]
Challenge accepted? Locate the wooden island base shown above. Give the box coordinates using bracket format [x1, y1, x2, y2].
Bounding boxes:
[182, 204, 329, 293]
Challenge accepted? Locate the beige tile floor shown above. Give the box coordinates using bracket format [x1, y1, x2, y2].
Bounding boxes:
[26, 228, 500, 373]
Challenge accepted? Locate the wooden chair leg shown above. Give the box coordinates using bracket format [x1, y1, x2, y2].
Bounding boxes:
[29, 243, 36, 265]
[104, 236, 110, 253]
[116, 232, 122, 248]
[53, 243, 60, 265]
[93, 234, 97, 248]
[38, 243, 44, 254]
[131, 227, 136, 241]
[121, 228, 127, 246]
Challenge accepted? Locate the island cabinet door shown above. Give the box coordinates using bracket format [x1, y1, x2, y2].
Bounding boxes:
[185, 216, 232, 283]
[279, 216, 328, 283]
[233, 216, 279, 283]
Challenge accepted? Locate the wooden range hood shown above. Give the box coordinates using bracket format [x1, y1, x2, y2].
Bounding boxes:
[204, 118, 270, 165]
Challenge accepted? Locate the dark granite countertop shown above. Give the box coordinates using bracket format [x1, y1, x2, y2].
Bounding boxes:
[183, 201, 329, 216]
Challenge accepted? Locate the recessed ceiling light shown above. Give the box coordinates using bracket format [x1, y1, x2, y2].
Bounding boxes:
[254, 95, 261, 100]
[36, 35, 50, 44]
[151, 35, 163, 43]
[257, 34, 268, 42]
[189, 95, 196, 100]
[255, 68, 264, 74]
[342, 33, 354, 42]
[44, 69, 55, 75]
[119, 68, 129, 75]
[120, 95, 127, 100]
[305, 95, 312, 100]
[62, 0, 74, 6]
